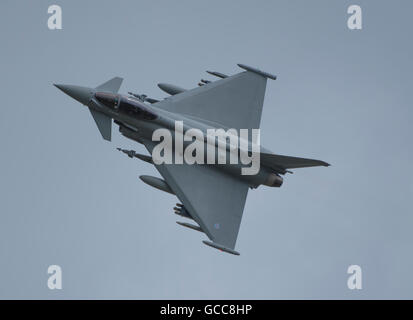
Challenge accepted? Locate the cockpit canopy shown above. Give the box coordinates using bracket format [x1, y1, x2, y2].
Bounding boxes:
[95, 92, 157, 120]
[95, 92, 119, 108]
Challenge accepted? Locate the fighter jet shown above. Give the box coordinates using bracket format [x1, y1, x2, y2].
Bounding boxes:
[55, 64, 329, 255]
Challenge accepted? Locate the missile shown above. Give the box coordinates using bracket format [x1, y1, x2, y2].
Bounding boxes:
[176, 221, 203, 233]
[173, 203, 192, 219]
[117, 147, 135, 158]
[114, 120, 138, 132]
[127, 92, 159, 104]
[128, 91, 143, 100]
[237, 63, 277, 80]
[117, 148, 153, 164]
[118, 125, 144, 144]
[134, 153, 153, 164]
[139, 175, 175, 195]
[206, 70, 228, 79]
[200, 79, 211, 84]
[145, 97, 160, 104]
[157, 83, 186, 95]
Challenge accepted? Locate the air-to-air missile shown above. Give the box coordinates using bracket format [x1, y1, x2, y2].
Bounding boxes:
[173, 203, 192, 219]
[238, 63, 277, 80]
[117, 148, 153, 163]
[127, 92, 159, 104]
[157, 83, 186, 95]
[139, 175, 175, 195]
[176, 221, 203, 233]
[117, 147, 135, 158]
[198, 79, 211, 86]
[206, 70, 228, 78]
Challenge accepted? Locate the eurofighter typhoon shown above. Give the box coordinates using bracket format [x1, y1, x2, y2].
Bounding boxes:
[55, 64, 329, 255]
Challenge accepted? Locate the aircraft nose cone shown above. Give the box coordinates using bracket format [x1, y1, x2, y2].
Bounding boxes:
[54, 84, 93, 105]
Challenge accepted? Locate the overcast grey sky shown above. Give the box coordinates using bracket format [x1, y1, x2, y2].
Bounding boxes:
[0, 0, 412, 299]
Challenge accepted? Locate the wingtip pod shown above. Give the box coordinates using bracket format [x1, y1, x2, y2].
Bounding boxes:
[237, 63, 277, 80]
[202, 240, 240, 256]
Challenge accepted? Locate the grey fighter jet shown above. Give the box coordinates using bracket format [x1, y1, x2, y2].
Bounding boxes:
[55, 64, 329, 255]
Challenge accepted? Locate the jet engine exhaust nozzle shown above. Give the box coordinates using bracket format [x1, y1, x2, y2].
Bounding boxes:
[264, 173, 283, 187]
